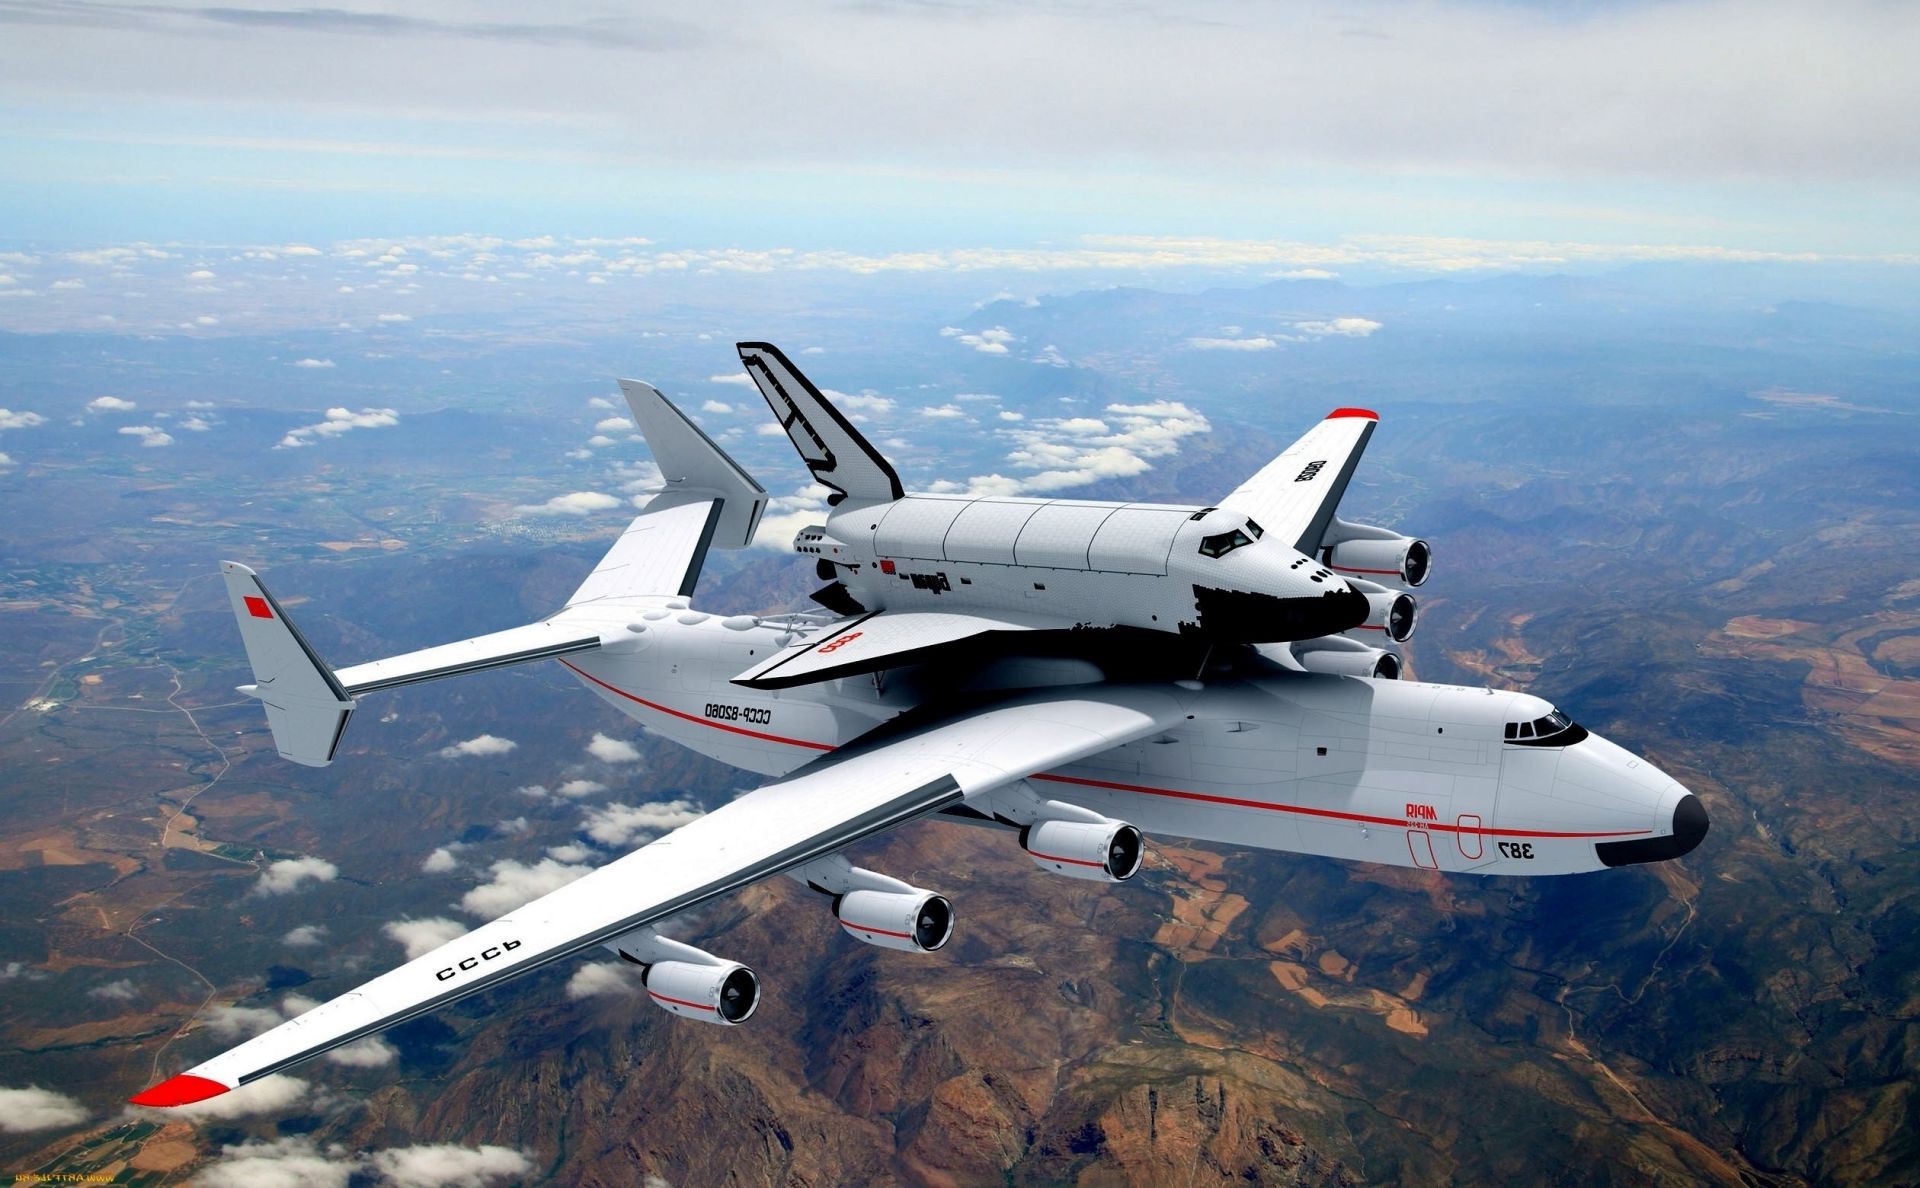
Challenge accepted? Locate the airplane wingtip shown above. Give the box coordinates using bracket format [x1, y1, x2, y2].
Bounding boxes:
[1326, 407, 1379, 421]
[129, 1073, 229, 1107]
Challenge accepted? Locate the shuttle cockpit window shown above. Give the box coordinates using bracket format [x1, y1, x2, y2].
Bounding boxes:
[1503, 709, 1587, 746]
[1198, 517, 1265, 559]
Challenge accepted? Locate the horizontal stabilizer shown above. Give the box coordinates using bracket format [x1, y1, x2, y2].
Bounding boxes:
[220, 561, 355, 767]
[732, 607, 1065, 690]
[336, 621, 602, 695]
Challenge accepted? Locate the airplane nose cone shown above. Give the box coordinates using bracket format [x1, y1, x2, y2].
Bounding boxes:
[1595, 792, 1710, 867]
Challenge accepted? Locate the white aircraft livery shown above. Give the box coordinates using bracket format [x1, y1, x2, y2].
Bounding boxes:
[129, 343, 1708, 1107]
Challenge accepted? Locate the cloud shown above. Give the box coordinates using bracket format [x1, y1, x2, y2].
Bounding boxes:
[546, 842, 593, 863]
[699, 399, 733, 414]
[422, 846, 463, 873]
[253, 855, 339, 896]
[87, 978, 137, 1001]
[594, 416, 630, 431]
[997, 410, 1024, 421]
[205, 1003, 287, 1039]
[283, 924, 326, 947]
[384, 917, 469, 959]
[959, 399, 1211, 497]
[586, 732, 641, 763]
[162, 1074, 309, 1121]
[588, 396, 616, 409]
[580, 799, 703, 848]
[514, 491, 620, 516]
[1188, 335, 1278, 351]
[293, 357, 336, 368]
[86, 395, 136, 412]
[566, 962, 637, 1000]
[460, 858, 591, 917]
[370, 1144, 537, 1188]
[196, 1137, 534, 1188]
[834, 391, 894, 416]
[438, 733, 517, 759]
[555, 778, 607, 799]
[943, 325, 1015, 354]
[118, 424, 175, 447]
[708, 373, 753, 386]
[919, 404, 966, 419]
[278, 406, 400, 448]
[325, 1036, 399, 1068]
[376, 312, 412, 322]
[1293, 316, 1382, 337]
[0, 1086, 87, 1132]
[197, 1138, 347, 1188]
[0, 409, 47, 430]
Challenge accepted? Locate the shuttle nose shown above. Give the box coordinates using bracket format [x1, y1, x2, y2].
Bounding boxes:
[1595, 792, 1710, 867]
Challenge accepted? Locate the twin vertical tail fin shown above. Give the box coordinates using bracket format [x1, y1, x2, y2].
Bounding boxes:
[220, 561, 355, 767]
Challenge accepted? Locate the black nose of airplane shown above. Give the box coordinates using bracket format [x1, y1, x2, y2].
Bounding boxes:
[1595, 793, 1710, 868]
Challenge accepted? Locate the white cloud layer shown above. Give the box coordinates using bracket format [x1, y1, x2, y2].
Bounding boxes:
[461, 858, 591, 918]
[586, 732, 641, 763]
[438, 733, 517, 759]
[86, 395, 135, 412]
[515, 490, 620, 516]
[581, 799, 703, 848]
[384, 916, 469, 959]
[118, 424, 174, 447]
[254, 855, 339, 896]
[566, 962, 638, 1000]
[0, 1085, 87, 1132]
[195, 1136, 534, 1188]
[278, 406, 399, 448]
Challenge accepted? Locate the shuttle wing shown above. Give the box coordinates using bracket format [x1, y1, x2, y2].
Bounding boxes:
[129, 684, 1183, 1107]
[731, 607, 1069, 690]
[1219, 408, 1378, 552]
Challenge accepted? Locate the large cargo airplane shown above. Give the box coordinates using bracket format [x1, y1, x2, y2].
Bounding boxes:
[130, 344, 1707, 1107]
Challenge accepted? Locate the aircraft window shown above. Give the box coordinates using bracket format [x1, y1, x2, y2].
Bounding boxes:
[1504, 709, 1584, 745]
[1245, 519, 1265, 540]
[1199, 529, 1255, 559]
[1517, 721, 1534, 739]
[1504, 723, 1518, 740]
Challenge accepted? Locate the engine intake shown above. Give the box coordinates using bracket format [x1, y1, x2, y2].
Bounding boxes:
[1321, 520, 1430, 588]
[834, 888, 954, 952]
[1021, 818, 1145, 882]
[640, 960, 760, 1025]
[1346, 579, 1418, 643]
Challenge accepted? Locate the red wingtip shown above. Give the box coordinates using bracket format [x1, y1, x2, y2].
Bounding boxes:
[129, 1073, 229, 1107]
[1327, 407, 1379, 420]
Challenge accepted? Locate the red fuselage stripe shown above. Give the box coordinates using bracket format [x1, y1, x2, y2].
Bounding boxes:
[842, 920, 913, 939]
[1029, 773, 1651, 839]
[558, 660, 1650, 842]
[1029, 850, 1105, 868]
[559, 658, 834, 751]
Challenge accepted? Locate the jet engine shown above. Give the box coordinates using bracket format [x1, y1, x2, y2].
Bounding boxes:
[604, 929, 761, 1025]
[1293, 636, 1402, 680]
[1021, 818, 1145, 882]
[1346, 578, 1418, 643]
[641, 960, 761, 1024]
[834, 888, 955, 952]
[1319, 517, 1430, 588]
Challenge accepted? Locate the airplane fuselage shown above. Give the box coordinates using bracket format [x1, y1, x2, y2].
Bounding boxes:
[559, 594, 1703, 877]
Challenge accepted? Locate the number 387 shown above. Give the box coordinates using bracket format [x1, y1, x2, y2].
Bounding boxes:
[1497, 841, 1535, 860]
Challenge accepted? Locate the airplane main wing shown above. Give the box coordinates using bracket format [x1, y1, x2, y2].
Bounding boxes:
[130, 684, 1184, 1106]
[731, 607, 1069, 690]
[1219, 408, 1377, 552]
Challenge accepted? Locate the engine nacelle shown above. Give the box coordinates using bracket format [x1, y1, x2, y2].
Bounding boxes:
[834, 888, 954, 952]
[1323, 532, 1430, 588]
[1347, 579, 1417, 643]
[1021, 818, 1145, 882]
[1294, 640, 1401, 680]
[641, 959, 760, 1025]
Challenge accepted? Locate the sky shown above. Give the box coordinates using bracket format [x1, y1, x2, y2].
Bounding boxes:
[1, 0, 1917, 261]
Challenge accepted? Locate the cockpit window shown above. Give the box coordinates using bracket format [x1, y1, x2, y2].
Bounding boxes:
[1504, 709, 1585, 746]
[1244, 518, 1264, 540]
[1199, 528, 1255, 558]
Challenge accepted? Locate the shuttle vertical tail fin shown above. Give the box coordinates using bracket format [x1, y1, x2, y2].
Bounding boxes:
[737, 342, 903, 507]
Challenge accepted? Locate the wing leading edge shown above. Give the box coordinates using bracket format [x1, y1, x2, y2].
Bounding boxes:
[131, 684, 1184, 1105]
